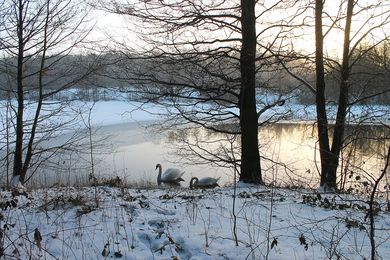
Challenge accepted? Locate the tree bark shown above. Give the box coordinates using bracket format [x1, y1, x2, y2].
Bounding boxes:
[13, 0, 25, 183]
[315, 0, 333, 189]
[239, 0, 262, 183]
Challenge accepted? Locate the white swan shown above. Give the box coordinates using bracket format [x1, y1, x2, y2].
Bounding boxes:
[155, 163, 185, 186]
[189, 176, 220, 189]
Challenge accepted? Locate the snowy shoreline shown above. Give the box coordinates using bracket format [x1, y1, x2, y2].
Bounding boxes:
[1, 184, 389, 259]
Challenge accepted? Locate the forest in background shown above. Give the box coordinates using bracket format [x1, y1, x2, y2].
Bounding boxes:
[1, 43, 390, 105]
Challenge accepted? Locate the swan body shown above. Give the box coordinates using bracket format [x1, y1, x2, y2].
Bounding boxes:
[155, 163, 185, 186]
[190, 176, 220, 189]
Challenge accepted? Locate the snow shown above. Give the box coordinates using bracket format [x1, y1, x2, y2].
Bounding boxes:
[1, 98, 388, 134]
[2, 185, 389, 259]
[84, 101, 159, 126]
[0, 99, 159, 134]
[1, 97, 390, 259]
[68, 100, 390, 125]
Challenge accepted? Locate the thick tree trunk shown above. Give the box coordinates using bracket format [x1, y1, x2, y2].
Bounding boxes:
[13, 0, 25, 184]
[239, 0, 262, 184]
[315, 0, 332, 189]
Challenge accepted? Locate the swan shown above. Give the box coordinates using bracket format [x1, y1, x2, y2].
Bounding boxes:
[189, 176, 220, 189]
[155, 163, 185, 186]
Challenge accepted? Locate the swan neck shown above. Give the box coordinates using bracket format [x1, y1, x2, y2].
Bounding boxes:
[157, 164, 162, 185]
[190, 177, 198, 189]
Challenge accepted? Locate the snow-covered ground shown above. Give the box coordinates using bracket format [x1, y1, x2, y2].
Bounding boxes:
[1, 98, 390, 259]
[2, 184, 389, 259]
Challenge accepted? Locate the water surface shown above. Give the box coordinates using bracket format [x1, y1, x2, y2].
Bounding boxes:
[17, 121, 390, 190]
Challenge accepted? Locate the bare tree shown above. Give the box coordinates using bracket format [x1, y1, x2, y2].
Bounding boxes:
[316, 0, 390, 190]
[367, 142, 390, 260]
[96, 0, 299, 184]
[278, 0, 390, 190]
[0, 0, 98, 185]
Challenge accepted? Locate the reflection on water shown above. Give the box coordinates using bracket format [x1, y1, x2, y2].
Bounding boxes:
[260, 123, 389, 190]
[268, 123, 390, 191]
[259, 123, 320, 187]
[164, 122, 390, 190]
[5, 121, 390, 190]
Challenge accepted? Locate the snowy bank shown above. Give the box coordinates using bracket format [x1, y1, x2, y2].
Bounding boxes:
[1, 185, 389, 259]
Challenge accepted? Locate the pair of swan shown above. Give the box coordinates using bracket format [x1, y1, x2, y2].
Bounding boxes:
[155, 163, 220, 188]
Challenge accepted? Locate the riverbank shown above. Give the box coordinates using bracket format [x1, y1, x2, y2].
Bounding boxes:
[1, 183, 389, 259]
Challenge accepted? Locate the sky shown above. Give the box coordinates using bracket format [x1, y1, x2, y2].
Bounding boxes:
[86, 0, 390, 59]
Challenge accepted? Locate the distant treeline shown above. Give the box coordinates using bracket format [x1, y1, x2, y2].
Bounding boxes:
[0, 50, 389, 105]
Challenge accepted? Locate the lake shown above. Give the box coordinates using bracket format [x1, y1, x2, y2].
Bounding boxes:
[21, 121, 389, 193]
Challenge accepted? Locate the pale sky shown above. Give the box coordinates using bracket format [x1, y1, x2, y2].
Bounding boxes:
[87, 1, 389, 58]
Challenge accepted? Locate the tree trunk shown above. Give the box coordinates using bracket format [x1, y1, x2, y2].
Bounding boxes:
[316, 0, 354, 190]
[315, 0, 334, 189]
[328, 0, 354, 187]
[13, 0, 25, 184]
[239, 0, 262, 184]
[20, 1, 51, 183]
